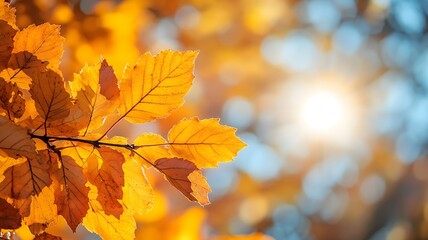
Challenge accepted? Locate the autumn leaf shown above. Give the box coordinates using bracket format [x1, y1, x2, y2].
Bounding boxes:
[8, 23, 64, 88]
[51, 155, 89, 232]
[119, 50, 197, 124]
[70, 59, 120, 135]
[0, 2, 17, 71]
[86, 147, 124, 219]
[0, 198, 21, 229]
[133, 133, 170, 167]
[29, 70, 72, 123]
[83, 189, 136, 240]
[0, 116, 36, 159]
[154, 157, 210, 205]
[0, 77, 25, 119]
[34, 232, 62, 240]
[0, 155, 51, 200]
[168, 118, 246, 168]
[121, 158, 154, 215]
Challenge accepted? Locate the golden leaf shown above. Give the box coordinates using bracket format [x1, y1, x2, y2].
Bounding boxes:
[134, 133, 170, 167]
[168, 118, 246, 168]
[70, 59, 120, 135]
[122, 158, 154, 215]
[83, 189, 136, 240]
[8, 23, 64, 88]
[119, 50, 197, 123]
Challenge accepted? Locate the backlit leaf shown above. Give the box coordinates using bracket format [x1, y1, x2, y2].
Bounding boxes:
[0, 2, 17, 71]
[168, 118, 246, 168]
[0, 155, 51, 200]
[0, 116, 35, 159]
[0, 198, 21, 229]
[0, 77, 25, 119]
[119, 50, 197, 123]
[70, 59, 120, 135]
[122, 158, 154, 215]
[134, 133, 170, 167]
[83, 189, 136, 240]
[86, 147, 124, 219]
[29, 70, 72, 123]
[34, 232, 62, 240]
[8, 23, 64, 88]
[51, 155, 89, 232]
[154, 157, 210, 205]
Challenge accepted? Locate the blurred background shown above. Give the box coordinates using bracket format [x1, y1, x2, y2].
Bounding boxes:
[9, 0, 428, 239]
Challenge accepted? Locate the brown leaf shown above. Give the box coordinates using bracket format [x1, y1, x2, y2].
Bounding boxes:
[0, 198, 21, 229]
[51, 155, 89, 232]
[29, 69, 72, 124]
[0, 155, 51, 200]
[0, 77, 25, 119]
[99, 59, 120, 100]
[34, 232, 62, 240]
[0, 20, 16, 71]
[0, 116, 36, 159]
[154, 157, 210, 205]
[86, 147, 125, 219]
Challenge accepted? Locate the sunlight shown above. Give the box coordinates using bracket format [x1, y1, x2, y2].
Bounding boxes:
[297, 87, 354, 140]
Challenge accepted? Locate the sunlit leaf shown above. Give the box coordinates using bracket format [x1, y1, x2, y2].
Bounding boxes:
[0, 77, 25, 119]
[154, 157, 210, 205]
[51, 155, 89, 232]
[119, 50, 197, 123]
[168, 118, 246, 168]
[0, 116, 35, 159]
[29, 70, 72, 123]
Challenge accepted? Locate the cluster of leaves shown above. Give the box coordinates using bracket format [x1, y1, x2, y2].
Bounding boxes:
[0, 2, 245, 239]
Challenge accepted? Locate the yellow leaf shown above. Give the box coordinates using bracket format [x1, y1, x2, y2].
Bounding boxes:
[168, 118, 246, 168]
[17, 186, 57, 235]
[29, 70, 72, 123]
[83, 188, 136, 240]
[134, 133, 170, 167]
[122, 158, 154, 215]
[0, 116, 36, 159]
[70, 59, 120, 135]
[119, 50, 197, 123]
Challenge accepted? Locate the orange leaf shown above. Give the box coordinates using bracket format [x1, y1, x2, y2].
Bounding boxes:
[154, 157, 210, 205]
[51, 155, 89, 232]
[0, 77, 25, 119]
[7, 23, 64, 88]
[0, 198, 21, 229]
[0, 116, 35, 159]
[70, 59, 120, 135]
[0, 155, 51, 200]
[133, 133, 170, 167]
[86, 147, 125, 219]
[34, 232, 62, 240]
[168, 118, 246, 168]
[0, 2, 17, 71]
[29, 70, 72, 123]
[119, 50, 197, 123]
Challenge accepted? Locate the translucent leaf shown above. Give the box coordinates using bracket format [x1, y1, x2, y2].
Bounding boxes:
[0, 116, 36, 159]
[168, 118, 246, 168]
[119, 50, 197, 123]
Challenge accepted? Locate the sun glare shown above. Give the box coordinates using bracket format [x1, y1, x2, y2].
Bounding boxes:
[298, 88, 353, 140]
